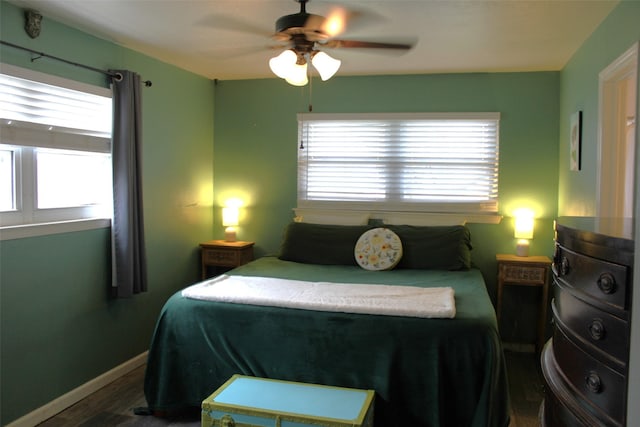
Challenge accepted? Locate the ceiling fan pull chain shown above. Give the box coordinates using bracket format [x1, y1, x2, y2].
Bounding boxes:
[300, 116, 307, 150]
[308, 72, 313, 112]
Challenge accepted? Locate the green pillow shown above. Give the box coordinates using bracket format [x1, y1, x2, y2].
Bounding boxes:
[385, 225, 472, 270]
[279, 222, 374, 265]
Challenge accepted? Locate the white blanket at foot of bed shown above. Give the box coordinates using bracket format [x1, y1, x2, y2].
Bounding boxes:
[182, 275, 456, 318]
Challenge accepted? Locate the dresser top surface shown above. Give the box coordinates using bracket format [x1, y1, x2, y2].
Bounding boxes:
[556, 217, 634, 242]
[555, 217, 634, 266]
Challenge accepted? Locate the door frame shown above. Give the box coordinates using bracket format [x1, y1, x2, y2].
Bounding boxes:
[596, 42, 638, 218]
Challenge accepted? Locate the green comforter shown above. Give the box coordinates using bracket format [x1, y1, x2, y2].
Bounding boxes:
[144, 257, 510, 427]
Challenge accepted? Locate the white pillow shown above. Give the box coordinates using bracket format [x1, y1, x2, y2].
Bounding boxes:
[354, 228, 403, 271]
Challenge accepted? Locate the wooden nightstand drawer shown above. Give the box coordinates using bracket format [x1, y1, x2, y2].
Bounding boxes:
[502, 265, 547, 284]
[203, 248, 241, 266]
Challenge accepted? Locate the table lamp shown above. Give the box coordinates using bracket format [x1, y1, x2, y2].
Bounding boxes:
[514, 213, 534, 256]
[222, 206, 239, 242]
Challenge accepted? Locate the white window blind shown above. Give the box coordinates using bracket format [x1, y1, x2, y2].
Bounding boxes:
[297, 113, 500, 214]
[0, 67, 112, 152]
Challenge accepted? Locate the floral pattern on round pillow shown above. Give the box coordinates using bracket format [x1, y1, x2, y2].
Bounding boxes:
[354, 228, 403, 271]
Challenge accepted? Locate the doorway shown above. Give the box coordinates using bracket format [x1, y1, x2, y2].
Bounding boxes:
[597, 42, 638, 218]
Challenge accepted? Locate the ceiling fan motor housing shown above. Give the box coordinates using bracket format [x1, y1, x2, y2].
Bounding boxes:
[275, 13, 327, 38]
[276, 12, 307, 32]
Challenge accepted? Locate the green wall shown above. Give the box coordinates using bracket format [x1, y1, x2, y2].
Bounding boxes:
[558, 0, 640, 216]
[0, 1, 215, 424]
[214, 72, 560, 343]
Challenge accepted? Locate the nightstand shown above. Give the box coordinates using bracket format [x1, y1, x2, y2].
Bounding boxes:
[200, 240, 255, 279]
[496, 254, 552, 353]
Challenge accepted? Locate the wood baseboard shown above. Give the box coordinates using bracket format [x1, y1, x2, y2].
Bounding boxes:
[5, 351, 148, 427]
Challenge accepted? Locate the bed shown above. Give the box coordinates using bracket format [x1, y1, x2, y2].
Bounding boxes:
[144, 223, 510, 427]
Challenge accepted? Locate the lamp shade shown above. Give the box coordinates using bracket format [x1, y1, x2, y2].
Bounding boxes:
[269, 49, 298, 79]
[222, 206, 239, 242]
[311, 51, 341, 81]
[514, 215, 534, 239]
[284, 62, 309, 86]
[222, 207, 239, 227]
[270, 49, 309, 86]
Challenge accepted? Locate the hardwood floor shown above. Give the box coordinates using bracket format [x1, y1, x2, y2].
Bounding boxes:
[505, 351, 545, 427]
[35, 367, 157, 427]
[36, 350, 543, 426]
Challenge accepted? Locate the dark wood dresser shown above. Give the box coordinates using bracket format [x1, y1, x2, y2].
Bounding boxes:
[540, 217, 634, 426]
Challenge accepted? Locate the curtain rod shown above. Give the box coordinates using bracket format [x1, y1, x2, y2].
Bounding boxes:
[0, 40, 152, 87]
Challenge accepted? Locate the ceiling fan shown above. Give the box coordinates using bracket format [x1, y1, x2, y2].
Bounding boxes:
[264, 0, 415, 86]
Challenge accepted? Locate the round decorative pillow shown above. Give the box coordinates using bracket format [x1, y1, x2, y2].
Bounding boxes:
[354, 228, 403, 271]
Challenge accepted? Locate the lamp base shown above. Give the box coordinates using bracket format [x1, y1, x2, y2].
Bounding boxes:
[224, 227, 237, 242]
[516, 239, 530, 257]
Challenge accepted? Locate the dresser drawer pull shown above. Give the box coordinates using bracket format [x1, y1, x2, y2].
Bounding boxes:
[597, 272, 616, 295]
[585, 372, 602, 394]
[588, 319, 606, 341]
[560, 256, 570, 276]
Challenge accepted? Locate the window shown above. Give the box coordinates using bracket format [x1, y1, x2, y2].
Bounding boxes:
[0, 64, 112, 228]
[0, 147, 14, 211]
[297, 113, 500, 215]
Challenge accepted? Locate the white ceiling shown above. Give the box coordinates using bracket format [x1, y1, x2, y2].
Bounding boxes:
[6, 0, 619, 81]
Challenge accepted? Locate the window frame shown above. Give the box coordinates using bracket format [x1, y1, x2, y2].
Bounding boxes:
[296, 112, 501, 222]
[0, 63, 112, 239]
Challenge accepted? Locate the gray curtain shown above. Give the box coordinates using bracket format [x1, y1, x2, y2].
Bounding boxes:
[110, 70, 147, 297]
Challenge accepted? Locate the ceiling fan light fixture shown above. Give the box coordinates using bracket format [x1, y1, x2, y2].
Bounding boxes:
[263, 0, 414, 86]
[311, 51, 341, 81]
[269, 49, 298, 79]
[284, 62, 309, 86]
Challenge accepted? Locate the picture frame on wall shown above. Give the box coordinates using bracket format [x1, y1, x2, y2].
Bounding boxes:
[569, 111, 582, 171]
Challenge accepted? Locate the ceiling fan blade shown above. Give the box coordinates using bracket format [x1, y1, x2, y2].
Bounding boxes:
[303, 14, 327, 32]
[197, 14, 272, 37]
[320, 7, 352, 37]
[302, 5, 385, 39]
[202, 45, 280, 60]
[323, 39, 415, 51]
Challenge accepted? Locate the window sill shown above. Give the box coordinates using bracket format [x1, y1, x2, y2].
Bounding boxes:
[0, 218, 111, 241]
[293, 208, 503, 225]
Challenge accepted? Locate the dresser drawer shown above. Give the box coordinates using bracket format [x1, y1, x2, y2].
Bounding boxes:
[541, 343, 621, 427]
[553, 286, 629, 369]
[552, 325, 626, 425]
[554, 245, 629, 312]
